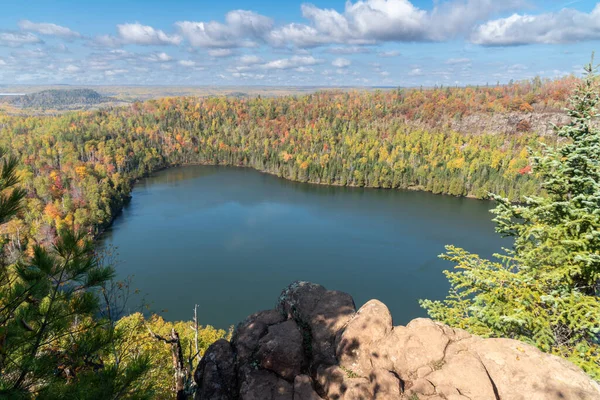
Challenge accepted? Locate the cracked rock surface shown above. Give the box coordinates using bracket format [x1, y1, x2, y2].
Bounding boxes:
[194, 281, 600, 400]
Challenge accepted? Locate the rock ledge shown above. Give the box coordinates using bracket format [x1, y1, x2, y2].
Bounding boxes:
[195, 281, 600, 400]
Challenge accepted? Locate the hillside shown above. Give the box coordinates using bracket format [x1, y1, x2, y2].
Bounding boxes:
[0, 88, 124, 110]
[0, 85, 369, 103]
[0, 77, 578, 249]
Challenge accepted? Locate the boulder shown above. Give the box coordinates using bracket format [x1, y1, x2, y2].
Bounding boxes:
[293, 375, 324, 400]
[194, 339, 237, 400]
[194, 282, 600, 400]
[240, 369, 293, 400]
[336, 299, 393, 376]
[472, 338, 600, 400]
[368, 369, 402, 400]
[316, 365, 373, 400]
[233, 309, 286, 363]
[256, 320, 305, 380]
[278, 281, 356, 367]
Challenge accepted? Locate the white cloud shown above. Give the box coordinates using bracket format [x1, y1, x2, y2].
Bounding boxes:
[507, 63, 528, 73]
[429, 0, 525, 40]
[93, 1, 542, 53]
[295, 66, 314, 73]
[377, 50, 401, 57]
[225, 10, 274, 37]
[327, 46, 371, 54]
[176, 21, 234, 48]
[178, 60, 196, 67]
[445, 57, 471, 64]
[268, 23, 326, 48]
[332, 1, 427, 42]
[231, 72, 265, 80]
[268, 0, 524, 47]
[408, 67, 423, 76]
[209, 48, 234, 57]
[51, 43, 70, 53]
[176, 10, 273, 48]
[145, 52, 173, 62]
[117, 23, 181, 46]
[332, 57, 351, 68]
[11, 48, 48, 59]
[239, 54, 263, 64]
[0, 59, 6, 66]
[93, 34, 123, 48]
[0, 32, 42, 47]
[64, 64, 81, 73]
[18, 20, 80, 39]
[261, 55, 323, 70]
[104, 69, 128, 76]
[471, 5, 600, 45]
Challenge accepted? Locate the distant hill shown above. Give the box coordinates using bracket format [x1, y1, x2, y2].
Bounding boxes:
[0, 89, 119, 109]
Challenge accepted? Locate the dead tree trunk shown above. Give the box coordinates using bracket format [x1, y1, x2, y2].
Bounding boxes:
[148, 326, 188, 400]
[170, 329, 186, 400]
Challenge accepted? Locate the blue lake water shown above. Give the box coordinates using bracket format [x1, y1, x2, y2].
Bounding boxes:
[101, 165, 505, 329]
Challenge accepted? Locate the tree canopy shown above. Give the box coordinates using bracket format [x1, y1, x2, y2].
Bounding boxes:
[422, 61, 600, 380]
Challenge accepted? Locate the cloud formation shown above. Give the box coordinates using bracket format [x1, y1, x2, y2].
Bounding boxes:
[268, 0, 525, 48]
[82, 1, 600, 51]
[1, 0, 597, 86]
[378, 50, 401, 57]
[117, 23, 182, 46]
[239, 54, 263, 65]
[176, 10, 273, 48]
[208, 48, 234, 57]
[145, 52, 173, 62]
[261, 55, 323, 70]
[0, 32, 42, 47]
[445, 57, 471, 65]
[18, 20, 81, 39]
[332, 57, 351, 68]
[471, 5, 600, 45]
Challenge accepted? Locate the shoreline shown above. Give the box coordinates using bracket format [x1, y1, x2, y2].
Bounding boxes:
[94, 161, 495, 240]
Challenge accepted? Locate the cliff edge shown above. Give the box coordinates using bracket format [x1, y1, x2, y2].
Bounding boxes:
[194, 282, 600, 400]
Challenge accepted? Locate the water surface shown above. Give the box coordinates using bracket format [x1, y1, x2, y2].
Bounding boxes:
[101, 166, 505, 329]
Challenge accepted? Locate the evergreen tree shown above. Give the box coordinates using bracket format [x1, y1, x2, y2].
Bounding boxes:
[0, 152, 152, 399]
[0, 149, 26, 226]
[421, 58, 600, 379]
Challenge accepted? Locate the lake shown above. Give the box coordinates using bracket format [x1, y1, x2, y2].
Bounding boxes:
[101, 166, 506, 329]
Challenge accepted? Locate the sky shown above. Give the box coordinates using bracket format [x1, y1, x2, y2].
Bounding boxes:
[0, 0, 599, 87]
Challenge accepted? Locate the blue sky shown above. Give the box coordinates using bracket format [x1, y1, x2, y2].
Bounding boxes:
[0, 0, 599, 86]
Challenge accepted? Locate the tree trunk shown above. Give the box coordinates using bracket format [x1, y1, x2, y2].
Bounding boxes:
[170, 328, 187, 400]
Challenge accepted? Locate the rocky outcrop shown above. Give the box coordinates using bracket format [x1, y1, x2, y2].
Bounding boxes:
[194, 282, 600, 400]
[448, 112, 570, 136]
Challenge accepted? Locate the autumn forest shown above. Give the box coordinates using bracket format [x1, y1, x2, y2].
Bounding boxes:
[0, 77, 577, 246]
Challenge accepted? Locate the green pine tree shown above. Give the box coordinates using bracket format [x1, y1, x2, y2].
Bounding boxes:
[421, 57, 600, 379]
[0, 151, 153, 399]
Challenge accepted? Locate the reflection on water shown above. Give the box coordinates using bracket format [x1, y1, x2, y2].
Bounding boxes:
[101, 165, 506, 329]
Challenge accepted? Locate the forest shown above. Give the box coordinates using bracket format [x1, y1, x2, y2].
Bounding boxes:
[1, 74, 596, 398]
[0, 77, 578, 247]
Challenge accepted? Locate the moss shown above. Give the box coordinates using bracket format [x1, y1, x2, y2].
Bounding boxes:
[339, 365, 361, 379]
[430, 359, 445, 371]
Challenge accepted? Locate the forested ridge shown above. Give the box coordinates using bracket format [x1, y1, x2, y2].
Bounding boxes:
[0, 89, 115, 110]
[0, 77, 577, 251]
